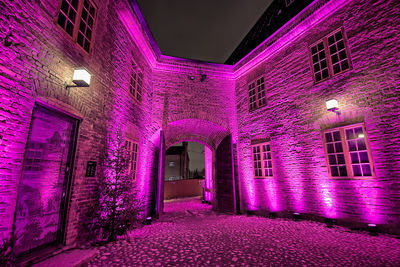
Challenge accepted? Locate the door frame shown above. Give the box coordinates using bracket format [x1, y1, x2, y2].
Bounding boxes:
[12, 103, 80, 256]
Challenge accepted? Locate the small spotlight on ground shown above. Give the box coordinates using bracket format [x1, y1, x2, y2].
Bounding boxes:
[144, 217, 152, 225]
[324, 218, 335, 228]
[367, 223, 378, 236]
[293, 212, 301, 221]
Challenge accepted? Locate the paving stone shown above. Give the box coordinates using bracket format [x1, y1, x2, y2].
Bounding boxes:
[86, 198, 400, 266]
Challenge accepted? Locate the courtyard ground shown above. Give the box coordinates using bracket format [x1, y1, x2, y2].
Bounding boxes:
[86, 198, 400, 266]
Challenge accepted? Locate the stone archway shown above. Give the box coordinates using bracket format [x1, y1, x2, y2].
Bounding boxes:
[153, 119, 228, 214]
[153, 118, 238, 216]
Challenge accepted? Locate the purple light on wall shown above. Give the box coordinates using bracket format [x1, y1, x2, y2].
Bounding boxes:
[309, 144, 338, 218]
[353, 180, 383, 224]
[233, 0, 349, 78]
[278, 143, 305, 213]
[262, 178, 280, 212]
[237, 142, 257, 210]
[204, 146, 213, 202]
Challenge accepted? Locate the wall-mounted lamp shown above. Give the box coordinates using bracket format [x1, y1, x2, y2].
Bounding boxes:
[65, 69, 91, 89]
[326, 99, 340, 114]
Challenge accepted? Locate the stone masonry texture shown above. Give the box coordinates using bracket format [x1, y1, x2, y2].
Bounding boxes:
[0, 0, 399, 253]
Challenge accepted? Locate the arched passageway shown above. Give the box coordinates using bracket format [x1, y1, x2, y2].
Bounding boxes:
[152, 118, 239, 218]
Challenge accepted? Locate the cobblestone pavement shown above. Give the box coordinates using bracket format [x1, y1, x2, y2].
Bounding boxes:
[87, 198, 400, 266]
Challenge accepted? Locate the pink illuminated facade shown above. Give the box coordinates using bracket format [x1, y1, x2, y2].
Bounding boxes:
[0, 0, 399, 256]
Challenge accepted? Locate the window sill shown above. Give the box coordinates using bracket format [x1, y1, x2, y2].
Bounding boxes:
[328, 176, 375, 180]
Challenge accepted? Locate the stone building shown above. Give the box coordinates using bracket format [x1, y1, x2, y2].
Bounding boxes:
[0, 0, 399, 256]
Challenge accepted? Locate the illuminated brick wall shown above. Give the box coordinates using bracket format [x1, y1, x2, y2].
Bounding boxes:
[233, 0, 400, 232]
[0, 0, 157, 244]
[0, 0, 399, 247]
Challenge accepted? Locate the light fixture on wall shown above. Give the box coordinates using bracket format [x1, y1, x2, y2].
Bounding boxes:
[65, 68, 92, 89]
[326, 99, 340, 114]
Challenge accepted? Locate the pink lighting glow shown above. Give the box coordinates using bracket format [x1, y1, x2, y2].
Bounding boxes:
[204, 146, 213, 202]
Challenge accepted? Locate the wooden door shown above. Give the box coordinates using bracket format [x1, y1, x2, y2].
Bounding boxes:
[13, 105, 78, 255]
[216, 135, 235, 213]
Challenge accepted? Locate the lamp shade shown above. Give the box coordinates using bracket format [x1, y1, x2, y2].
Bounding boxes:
[72, 69, 91, 87]
[326, 99, 339, 111]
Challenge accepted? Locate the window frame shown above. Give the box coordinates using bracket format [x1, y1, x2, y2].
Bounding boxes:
[309, 27, 352, 84]
[55, 0, 98, 54]
[124, 138, 139, 180]
[251, 140, 274, 179]
[129, 58, 143, 103]
[322, 123, 375, 179]
[248, 76, 267, 112]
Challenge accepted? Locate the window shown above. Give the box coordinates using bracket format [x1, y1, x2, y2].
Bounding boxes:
[323, 124, 374, 178]
[252, 141, 273, 178]
[124, 139, 139, 179]
[248, 77, 266, 111]
[285, 0, 295, 7]
[57, 0, 97, 53]
[310, 28, 351, 83]
[129, 61, 143, 102]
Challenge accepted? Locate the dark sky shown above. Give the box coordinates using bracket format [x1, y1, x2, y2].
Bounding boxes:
[136, 0, 273, 63]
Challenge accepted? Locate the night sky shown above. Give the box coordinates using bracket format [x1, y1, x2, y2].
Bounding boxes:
[136, 0, 273, 63]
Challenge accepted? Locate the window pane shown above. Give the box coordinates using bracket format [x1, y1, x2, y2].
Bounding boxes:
[311, 46, 317, 54]
[335, 31, 342, 40]
[58, 13, 66, 28]
[350, 152, 359, 164]
[325, 132, 332, 143]
[337, 153, 345, 164]
[327, 143, 334, 154]
[353, 165, 362, 176]
[359, 151, 369, 163]
[362, 164, 372, 176]
[335, 142, 343, 153]
[329, 155, 337, 165]
[331, 166, 339, 176]
[339, 166, 348, 176]
[357, 139, 366, 150]
[333, 131, 341, 141]
[341, 60, 349, 70]
[348, 140, 357, 151]
[345, 128, 355, 140]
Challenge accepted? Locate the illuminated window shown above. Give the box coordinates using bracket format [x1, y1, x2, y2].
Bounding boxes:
[125, 139, 139, 179]
[248, 77, 266, 111]
[129, 61, 143, 102]
[310, 28, 351, 83]
[57, 0, 97, 53]
[323, 124, 374, 178]
[252, 141, 273, 178]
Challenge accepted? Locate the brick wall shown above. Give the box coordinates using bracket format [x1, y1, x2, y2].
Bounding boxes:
[233, 0, 400, 231]
[0, 0, 399, 247]
[0, 0, 159, 244]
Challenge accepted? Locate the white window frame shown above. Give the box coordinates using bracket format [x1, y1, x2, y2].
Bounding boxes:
[309, 28, 352, 83]
[322, 123, 375, 179]
[129, 59, 143, 102]
[56, 0, 98, 54]
[124, 138, 139, 180]
[248, 76, 266, 111]
[251, 141, 274, 179]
